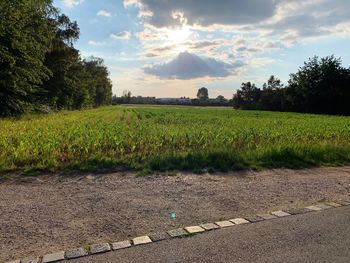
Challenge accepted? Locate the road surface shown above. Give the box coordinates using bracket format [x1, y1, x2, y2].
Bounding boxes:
[70, 206, 350, 263]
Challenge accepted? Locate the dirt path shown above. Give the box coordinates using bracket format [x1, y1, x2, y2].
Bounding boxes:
[1, 166, 350, 261]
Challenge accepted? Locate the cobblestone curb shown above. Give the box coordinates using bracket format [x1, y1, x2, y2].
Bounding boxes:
[4, 199, 349, 263]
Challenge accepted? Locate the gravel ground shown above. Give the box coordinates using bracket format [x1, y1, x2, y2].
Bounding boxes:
[1, 166, 350, 261]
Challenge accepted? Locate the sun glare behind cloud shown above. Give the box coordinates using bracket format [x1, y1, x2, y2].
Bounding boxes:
[163, 26, 192, 53]
[54, 0, 350, 97]
[166, 27, 191, 44]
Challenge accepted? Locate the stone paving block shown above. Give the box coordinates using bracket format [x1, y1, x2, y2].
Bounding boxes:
[306, 205, 322, 211]
[257, 214, 277, 220]
[42, 251, 65, 262]
[65, 247, 89, 259]
[133, 236, 152, 245]
[271, 211, 291, 217]
[325, 202, 342, 207]
[111, 240, 131, 250]
[338, 200, 350, 206]
[149, 232, 171, 242]
[200, 223, 220, 230]
[20, 258, 40, 263]
[287, 208, 312, 215]
[246, 216, 265, 223]
[315, 204, 332, 210]
[184, 226, 205, 234]
[215, 220, 235, 228]
[230, 218, 250, 225]
[167, 228, 188, 238]
[90, 243, 111, 254]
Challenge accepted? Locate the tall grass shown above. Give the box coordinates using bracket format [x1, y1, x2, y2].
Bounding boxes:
[1, 106, 350, 174]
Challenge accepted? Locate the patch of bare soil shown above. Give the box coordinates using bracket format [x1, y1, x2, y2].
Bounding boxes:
[1, 166, 350, 261]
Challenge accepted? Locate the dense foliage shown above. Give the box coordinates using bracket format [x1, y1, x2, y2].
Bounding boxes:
[197, 87, 209, 101]
[233, 56, 350, 115]
[0, 0, 112, 116]
[1, 106, 350, 174]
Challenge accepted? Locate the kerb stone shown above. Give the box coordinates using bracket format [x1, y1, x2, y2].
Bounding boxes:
[271, 211, 291, 217]
[42, 251, 65, 262]
[20, 258, 40, 263]
[257, 214, 277, 220]
[149, 232, 171, 242]
[215, 221, 235, 228]
[230, 218, 250, 225]
[90, 243, 111, 254]
[111, 240, 131, 250]
[167, 228, 188, 238]
[184, 226, 205, 234]
[200, 223, 220, 230]
[65, 248, 88, 259]
[133, 236, 152, 245]
[306, 205, 322, 211]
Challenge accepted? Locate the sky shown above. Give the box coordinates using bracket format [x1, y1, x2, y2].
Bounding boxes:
[53, 0, 350, 98]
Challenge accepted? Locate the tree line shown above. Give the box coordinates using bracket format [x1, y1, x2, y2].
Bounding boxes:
[233, 56, 350, 115]
[115, 55, 350, 116]
[0, 0, 112, 117]
[113, 88, 230, 106]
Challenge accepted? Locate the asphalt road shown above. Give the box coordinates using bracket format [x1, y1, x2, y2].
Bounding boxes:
[70, 206, 350, 263]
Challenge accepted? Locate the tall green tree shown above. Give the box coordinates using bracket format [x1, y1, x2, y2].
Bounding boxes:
[83, 57, 113, 107]
[1, 1, 113, 115]
[0, 0, 56, 116]
[285, 56, 350, 114]
[197, 87, 209, 101]
[39, 14, 83, 109]
[121, 90, 132, 103]
[232, 82, 260, 109]
[260, 76, 284, 111]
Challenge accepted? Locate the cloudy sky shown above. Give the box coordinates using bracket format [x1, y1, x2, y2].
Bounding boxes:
[54, 0, 350, 98]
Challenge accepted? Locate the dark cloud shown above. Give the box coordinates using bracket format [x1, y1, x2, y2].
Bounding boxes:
[255, 0, 350, 39]
[131, 0, 278, 28]
[128, 0, 350, 41]
[143, 41, 224, 58]
[189, 41, 220, 49]
[152, 45, 176, 52]
[143, 51, 244, 79]
[144, 53, 158, 57]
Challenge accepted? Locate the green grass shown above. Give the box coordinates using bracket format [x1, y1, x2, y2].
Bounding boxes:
[1, 105, 350, 175]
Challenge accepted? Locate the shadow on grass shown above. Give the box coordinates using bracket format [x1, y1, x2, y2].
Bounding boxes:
[144, 146, 350, 175]
[3, 146, 350, 178]
[147, 152, 249, 174]
[255, 146, 350, 169]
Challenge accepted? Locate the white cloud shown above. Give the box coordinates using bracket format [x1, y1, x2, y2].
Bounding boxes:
[111, 31, 131, 40]
[123, 0, 350, 86]
[142, 40, 228, 58]
[123, 0, 141, 9]
[124, 0, 277, 28]
[97, 10, 112, 17]
[125, 0, 350, 42]
[143, 51, 245, 79]
[258, 0, 350, 41]
[88, 41, 106, 46]
[62, 0, 84, 8]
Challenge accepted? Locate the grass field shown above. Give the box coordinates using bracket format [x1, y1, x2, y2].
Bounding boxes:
[1, 105, 350, 175]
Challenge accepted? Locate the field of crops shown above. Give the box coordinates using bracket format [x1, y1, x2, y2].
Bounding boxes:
[1, 105, 350, 175]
